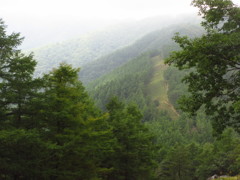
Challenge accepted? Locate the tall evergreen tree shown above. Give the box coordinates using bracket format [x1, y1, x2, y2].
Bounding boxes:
[0, 18, 48, 179]
[0, 19, 40, 128]
[38, 63, 113, 179]
[105, 98, 157, 180]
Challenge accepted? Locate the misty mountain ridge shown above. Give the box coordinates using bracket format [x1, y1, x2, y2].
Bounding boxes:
[28, 14, 201, 76]
[85, 22, 204, 119]
[79, 22, 204, 84]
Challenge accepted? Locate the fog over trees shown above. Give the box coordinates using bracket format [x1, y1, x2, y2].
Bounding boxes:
[0, 0, 239, 179]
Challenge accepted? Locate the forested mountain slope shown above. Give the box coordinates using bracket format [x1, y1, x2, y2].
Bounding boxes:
[86, 45, 215, 147]
[87, 53, 155, 120]
[30, 15, 201, 76]
[146, 56, 180, 120]
[87, 52, 181, 120]
[30, 17, 171, 75]
[86, 28, 240, 180]
[86, 48, 186, 122]
[80, 23, 203, 83]
[85, 23, 204, 119]
[1, 2, 240, 177]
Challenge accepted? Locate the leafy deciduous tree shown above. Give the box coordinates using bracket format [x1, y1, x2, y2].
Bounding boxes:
[166, 0, 240, 134]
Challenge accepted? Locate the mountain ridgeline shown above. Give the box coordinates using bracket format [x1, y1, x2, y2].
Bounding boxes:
[86, 23, 204, 115]
[31, 16, 174, 76]
[80, 23, 203, 83]
[31, 15, 201, 77]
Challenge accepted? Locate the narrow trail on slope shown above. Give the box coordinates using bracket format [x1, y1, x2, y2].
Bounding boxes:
[146, 56, 179, 120]
[162, 83, 179, 118]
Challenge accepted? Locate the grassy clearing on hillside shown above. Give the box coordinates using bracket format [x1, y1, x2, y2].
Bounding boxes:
[216, 175, 240, 180]
[147, 56, 179, 120]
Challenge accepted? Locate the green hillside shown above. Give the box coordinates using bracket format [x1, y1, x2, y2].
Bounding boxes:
[86, 23, 203, 119]
[87, 52, 154, 119]
[86, 43, 240, 180]
[216, 176, 240, 180]
[80, 23, 203, 83]
[1, 0, 240, 179]
[146, 56, 179, 120]
[87, 52, 180, 121]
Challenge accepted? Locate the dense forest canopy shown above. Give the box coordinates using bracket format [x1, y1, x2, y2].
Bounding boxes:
[0, 0, 239, 179]
[80, 23, 203, 84]
[0, 18, 157, 179]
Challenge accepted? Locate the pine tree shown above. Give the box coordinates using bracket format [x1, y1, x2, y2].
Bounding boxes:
[106, 97, 157, 180]
[0, 19, 40, 129]
[0, 18, 48, 179]
[38, 63, 114, 179]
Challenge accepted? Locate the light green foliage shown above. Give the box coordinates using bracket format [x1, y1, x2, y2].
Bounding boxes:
[87, 52, 185, 122]
[80, 23, 203, 84]
[86, 23, 204, 124]
[163, 66, 188, 109]
[147, 57, 179, 120]
[32, 28, 139, 75]
[216, 176, 240, 180]
[32, 18, 177, 77]
[196, 128, 240, 179]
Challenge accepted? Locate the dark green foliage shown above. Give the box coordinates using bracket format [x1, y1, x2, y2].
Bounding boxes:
[166, 0, 240, 134]
[83, 12, 240, 178]
[34, 63, 115, 179]
[0, 19, 40, 129]
[0, 19, 160, 179]
[87, 53, 156, 121]
[0, 19, 108, 179]
[192, 0, 240, 32]
[0, 129, 51, 179]
[196, 128, 240, 179]
[0, 19, 48, 179]
[1, 4, 240, 178]
[158, 144, 197, 180]
[105, 98, 157, 180]
[157, 128, 240, 180]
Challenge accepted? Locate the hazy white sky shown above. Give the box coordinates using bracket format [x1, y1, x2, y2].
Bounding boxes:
[1, 0, 240, 26]
[1, 0, 199, 21]
[1, 0, 239, 49]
